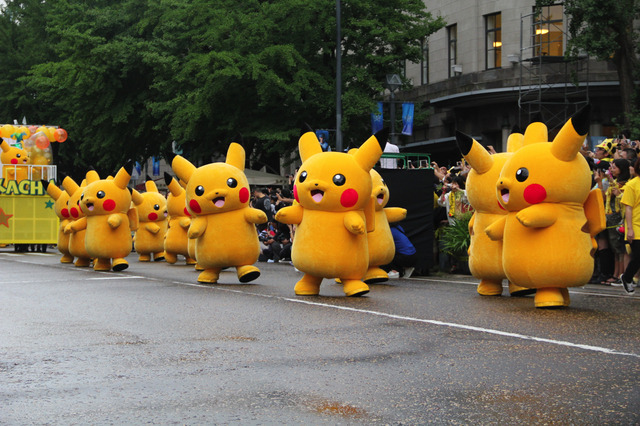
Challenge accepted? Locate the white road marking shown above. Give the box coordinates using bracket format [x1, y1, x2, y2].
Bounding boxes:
[175, 281, 640, 359]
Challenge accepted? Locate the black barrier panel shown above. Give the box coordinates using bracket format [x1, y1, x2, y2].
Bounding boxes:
[376, 167, 434, 275]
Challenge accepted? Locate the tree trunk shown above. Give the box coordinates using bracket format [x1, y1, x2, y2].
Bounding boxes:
[613, 22, 640, 129]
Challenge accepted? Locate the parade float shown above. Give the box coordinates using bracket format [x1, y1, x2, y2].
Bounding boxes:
[0, 123, 67, 250]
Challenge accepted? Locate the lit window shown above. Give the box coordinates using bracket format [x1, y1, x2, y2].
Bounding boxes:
[534, 4, 564, 57]
[486, 13, 502, 69]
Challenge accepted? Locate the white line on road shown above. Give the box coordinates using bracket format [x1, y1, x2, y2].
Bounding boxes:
[175, 281, 640, 360]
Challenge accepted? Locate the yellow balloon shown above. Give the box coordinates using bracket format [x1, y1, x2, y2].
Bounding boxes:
[46, 127, 56, 142]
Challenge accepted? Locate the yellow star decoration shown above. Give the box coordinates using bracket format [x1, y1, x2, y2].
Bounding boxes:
[0, 207, 13, 228]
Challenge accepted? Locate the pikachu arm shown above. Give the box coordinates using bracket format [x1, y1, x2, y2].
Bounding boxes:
[275, 205, 303, 225]
[128, 208, 139, 231]
[145, 222, 161, 234]
[178, 217, 191, 229]
[67, 217, 87, 233]
[516, 204, 558, 228]
[344, 211, 366, 235]
[188, 216, 207, 239]
[245, 207, 268, 225]
[485, 215, 506, 241]
[468, 212, 476, 236]
[107, 214, 123, 229]
[384, 207, 407, 224]
[59, 219, 70, 232]
[584, 188, 606, 236]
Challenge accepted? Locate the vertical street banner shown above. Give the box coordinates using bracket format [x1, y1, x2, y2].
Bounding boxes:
[371, 102, 384, 134]
[402, 103, 414, 135]
[152, 156, 160, 176]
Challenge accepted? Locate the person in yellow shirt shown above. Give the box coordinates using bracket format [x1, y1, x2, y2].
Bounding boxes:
[619, 158, 640, 294]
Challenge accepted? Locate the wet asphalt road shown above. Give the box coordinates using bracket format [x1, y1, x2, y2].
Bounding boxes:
[1, 249, 639, 424]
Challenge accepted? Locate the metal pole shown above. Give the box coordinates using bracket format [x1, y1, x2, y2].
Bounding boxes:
[335, 0, 343, 152]
[390, 91, 396, 144]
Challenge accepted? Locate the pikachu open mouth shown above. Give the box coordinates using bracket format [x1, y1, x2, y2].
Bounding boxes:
[376, 193, 385, 205]
[212, 196, 225, 208]
[86, 202, 95, 211]
[311, 189, 324, 203]
[501, 188, 510, 204]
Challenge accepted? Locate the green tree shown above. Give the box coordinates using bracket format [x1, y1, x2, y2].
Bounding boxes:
[537, 0, 640, 132]
[3, 0, 444, 174]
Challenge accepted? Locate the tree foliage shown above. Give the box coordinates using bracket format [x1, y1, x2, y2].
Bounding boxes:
[0, 0, 444, 176]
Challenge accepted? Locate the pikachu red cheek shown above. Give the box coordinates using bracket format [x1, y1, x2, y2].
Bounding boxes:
[189, 200, 201, 214]
[10, 158, 17, 164]
[148, 213, 158, 221]
[293, 185, 299, 203]
[61, 208, 70, 218]
[340, 188, 359, 208]
[70, 207, 79, 218]
[524, 184, 547, 204]
[239, 187, 250, 204]
[183, 207, 191, 217]
[103, 199, 116, 211]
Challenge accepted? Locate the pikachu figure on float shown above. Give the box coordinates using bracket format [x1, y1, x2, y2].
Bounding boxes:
[485, 105, 605, 308]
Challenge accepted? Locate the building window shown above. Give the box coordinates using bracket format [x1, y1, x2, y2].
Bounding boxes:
[447, 24, 457, 77]
[421, 38, 429, 85]
[486, 13, 502, 69]
[534, 4, 564, 57]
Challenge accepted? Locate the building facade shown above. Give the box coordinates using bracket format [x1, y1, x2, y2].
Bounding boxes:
[397, 1, 622, 164]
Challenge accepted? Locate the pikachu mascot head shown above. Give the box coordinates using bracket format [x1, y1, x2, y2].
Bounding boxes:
[163, 172, 197, 265]
[455, 130, 534, 297]
[364, 168, 407, 283]
[275, 128, 385, 297]
[43, 180, 73, 264]
[72, 163, 138, 271]
[131, 177, 168, 262]
[485, 105, 605, 308]
[61, 174, 92, 267]
[170, 143, 267, 284]
[1, 139, 30, 182]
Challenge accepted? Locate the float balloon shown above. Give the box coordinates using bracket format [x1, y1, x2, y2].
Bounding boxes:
[35, 135, 50, 149]
[54, 128, 68, 143]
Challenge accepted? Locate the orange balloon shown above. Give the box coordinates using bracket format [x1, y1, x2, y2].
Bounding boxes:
[35, 135, 50, 149]
[54, 128, 68, 142]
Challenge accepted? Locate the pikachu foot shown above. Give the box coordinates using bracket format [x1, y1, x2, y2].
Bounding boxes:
[138, 254, 151, 262]
[112, 258, 129, 271]
[342, 279, 370, 297]
[534, 287, 569, 308]
[237, 265, 260, 283]
[508, 281, 536, 297]
[186, 257, 197, 265]
[195, 263, 205, 271]
[477, 279, 503, 296]
[294, 274, 322, 296]
[60, 254, 74, 264]
[153, 251, 165, 262]
[94, 258, 111, 271]
[197, 269, 220, 284]
[164, 252, 177, 264]
[75, 257, 91, 267]
[364, 267, 389, 284]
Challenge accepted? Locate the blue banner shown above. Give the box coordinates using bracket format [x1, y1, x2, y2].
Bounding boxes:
[402, 103, 414, 136]
[152, 156, 160, 176]
[371, 102, 384, 134]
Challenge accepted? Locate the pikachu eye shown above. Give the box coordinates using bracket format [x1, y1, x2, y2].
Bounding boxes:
[227, 178, 237, 188]
[16, 153, 21, 158]
[195, 185, 205, 196]
[154, 204, 160, 210]
[299, 171, 308, 183]
[97, 191, 106, 199]
[516, 168, 529, 182]
[333, 174, 346, 186]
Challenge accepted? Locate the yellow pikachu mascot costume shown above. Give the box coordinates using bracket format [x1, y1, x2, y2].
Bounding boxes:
[170, 143, 267, 283]
[43, 181, 74, 263]
[486, 105, 605, 308]
[275, 128, 385, 297]
[1, 139, 30, 182]
[62, 175, 92, 267]
[131, 177, 168, 262]
[70, 164, 138, 271]
[364, 168, 407, 283]
[455, 130, 535, 297]
[164, 172, 197, 265]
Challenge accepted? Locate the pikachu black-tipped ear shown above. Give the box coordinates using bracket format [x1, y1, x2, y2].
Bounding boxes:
[551, 104, 591, 162]
[353, 130, 386, 172]
[456, 131, 493, 174]
[225, 142, 245, 171]
[299, 127, 322, 163]
[374, 128, 389, 151]
[61, 176, 80, 195]
[163, 172, 173, 187]
[43, 180, 62, 200]
[171, 155, 197, 184]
